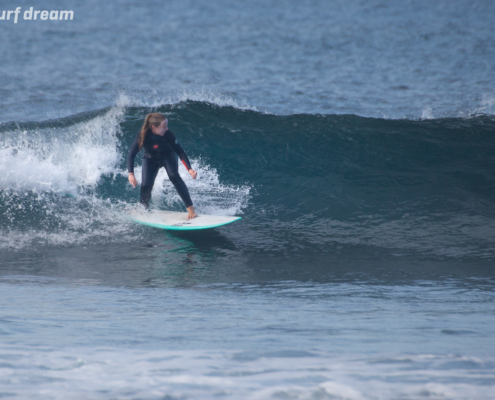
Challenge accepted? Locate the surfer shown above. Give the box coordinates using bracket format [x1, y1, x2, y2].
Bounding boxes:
[127, 112, 198, 219]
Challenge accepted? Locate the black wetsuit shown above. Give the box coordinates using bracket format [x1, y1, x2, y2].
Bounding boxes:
[127, 129, 193, 209]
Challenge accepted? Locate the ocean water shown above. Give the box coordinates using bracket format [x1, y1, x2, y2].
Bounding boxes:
[1, 0, 495, 399]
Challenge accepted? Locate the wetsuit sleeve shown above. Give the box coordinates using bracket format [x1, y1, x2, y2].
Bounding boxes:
[166, 130, 193, 170]
[126, 132, 141, 173]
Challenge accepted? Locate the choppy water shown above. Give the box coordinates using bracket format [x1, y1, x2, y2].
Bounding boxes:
[1, 0, 495, 398]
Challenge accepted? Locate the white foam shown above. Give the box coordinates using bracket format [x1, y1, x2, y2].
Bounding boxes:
[0, 103, 125, 192]
[0, 101, 134, 249]
[475, 94, 495, 116]
[420, 106, 434, 120]
[0, 194, 136, 250]
[0, 346, 493, 400]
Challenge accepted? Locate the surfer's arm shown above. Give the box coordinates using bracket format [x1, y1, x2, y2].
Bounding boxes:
[166, 130, 193, 172]
[126, 133, 140, 174]
[126, 133, 140, 188]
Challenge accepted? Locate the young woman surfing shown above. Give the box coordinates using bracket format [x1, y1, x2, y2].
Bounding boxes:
[127, 113, 198, 219]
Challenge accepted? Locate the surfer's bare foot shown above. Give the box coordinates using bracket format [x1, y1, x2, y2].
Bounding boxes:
[187, 206, 197, 219]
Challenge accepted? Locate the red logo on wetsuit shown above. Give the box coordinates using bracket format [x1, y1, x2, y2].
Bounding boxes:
[153, 144, 159, 149]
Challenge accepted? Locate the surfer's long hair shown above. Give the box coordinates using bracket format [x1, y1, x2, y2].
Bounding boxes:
[138, 113, 166, 150]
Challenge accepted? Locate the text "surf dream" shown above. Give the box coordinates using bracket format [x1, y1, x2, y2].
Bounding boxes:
[0, 7, 74, 23]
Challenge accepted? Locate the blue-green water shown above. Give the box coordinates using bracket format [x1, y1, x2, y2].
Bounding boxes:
[1, 0, 495, 398]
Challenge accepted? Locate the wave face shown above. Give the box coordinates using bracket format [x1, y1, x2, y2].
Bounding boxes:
[1, 101, 495, 259]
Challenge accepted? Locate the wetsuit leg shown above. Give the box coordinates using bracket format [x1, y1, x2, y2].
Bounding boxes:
[140, 157, 160, 209]
[162, 151, 193, 208]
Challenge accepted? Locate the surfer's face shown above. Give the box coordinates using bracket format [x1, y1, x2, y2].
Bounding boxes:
[151, 118, 168, 136]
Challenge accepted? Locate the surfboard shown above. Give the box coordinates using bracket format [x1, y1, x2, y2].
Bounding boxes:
[128, 210, 241, 231]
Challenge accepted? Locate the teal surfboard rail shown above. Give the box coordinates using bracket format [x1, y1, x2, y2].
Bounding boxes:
[128, 216, 241, 231]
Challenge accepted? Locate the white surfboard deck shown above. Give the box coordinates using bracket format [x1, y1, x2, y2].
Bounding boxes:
[128, 210, 241, 231]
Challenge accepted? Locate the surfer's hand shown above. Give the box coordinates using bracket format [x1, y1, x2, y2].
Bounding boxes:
[128, 173, 137, 188]
[189, 169, 197, 179]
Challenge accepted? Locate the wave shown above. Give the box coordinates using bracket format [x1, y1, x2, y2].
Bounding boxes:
[1, 99, 495, 258]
